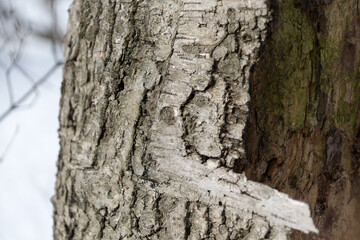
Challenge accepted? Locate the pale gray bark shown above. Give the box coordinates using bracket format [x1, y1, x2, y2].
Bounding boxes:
[53, 0, 317, 239]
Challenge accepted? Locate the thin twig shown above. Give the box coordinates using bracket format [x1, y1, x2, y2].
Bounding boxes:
[0, 61, 64, 123]
[0, 0, 66, 164]
[0, 125, 19, 163]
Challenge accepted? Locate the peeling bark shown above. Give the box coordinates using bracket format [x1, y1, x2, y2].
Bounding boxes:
[53, 0, 317, 239]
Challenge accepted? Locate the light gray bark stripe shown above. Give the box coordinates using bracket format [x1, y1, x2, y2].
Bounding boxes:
[145, 0, 318, 235]
[149, 162, 318, 233]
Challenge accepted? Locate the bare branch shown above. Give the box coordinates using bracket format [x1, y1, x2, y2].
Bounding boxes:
[0, 0, 65, 124]
[0, 61, 63, 123]
[0, 125, 19, 163]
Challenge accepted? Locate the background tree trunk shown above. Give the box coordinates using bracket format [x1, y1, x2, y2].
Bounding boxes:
[245, 0, 360, 239]
[51, 0, 330, 239]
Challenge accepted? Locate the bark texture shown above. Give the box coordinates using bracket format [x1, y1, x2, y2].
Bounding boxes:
[53, 0, 317, 239]
[245, 0, 360, 239]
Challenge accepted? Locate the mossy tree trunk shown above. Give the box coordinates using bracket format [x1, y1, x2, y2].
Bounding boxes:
[245, 0, 360, 239]
[51, 0, 322, 239]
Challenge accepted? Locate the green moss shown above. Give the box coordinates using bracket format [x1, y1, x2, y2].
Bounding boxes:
[250, 0, 360, 185]
[319, 38, 340, 68]
[333, 76, 359, 133]
[255, 0, 315, 137]
[248, 2, 360, 237]
[265, 0, 360, 135]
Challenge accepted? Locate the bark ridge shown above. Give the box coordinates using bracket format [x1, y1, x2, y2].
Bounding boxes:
[53, 0, 317, 239]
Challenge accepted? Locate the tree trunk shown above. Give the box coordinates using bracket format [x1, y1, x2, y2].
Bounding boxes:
[52, 0, 320, 239]
[245, 0, 360, 239]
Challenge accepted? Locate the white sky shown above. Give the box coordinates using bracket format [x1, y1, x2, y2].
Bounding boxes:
[0, 0, 72, 239]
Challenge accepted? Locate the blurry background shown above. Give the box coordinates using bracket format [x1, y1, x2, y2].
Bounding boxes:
[0, 0, 72, 239]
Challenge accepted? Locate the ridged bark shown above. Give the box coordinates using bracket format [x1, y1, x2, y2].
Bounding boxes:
[53, 0, 317, 239]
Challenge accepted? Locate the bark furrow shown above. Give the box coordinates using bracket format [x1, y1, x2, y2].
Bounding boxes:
[53, 0, 317, 239]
